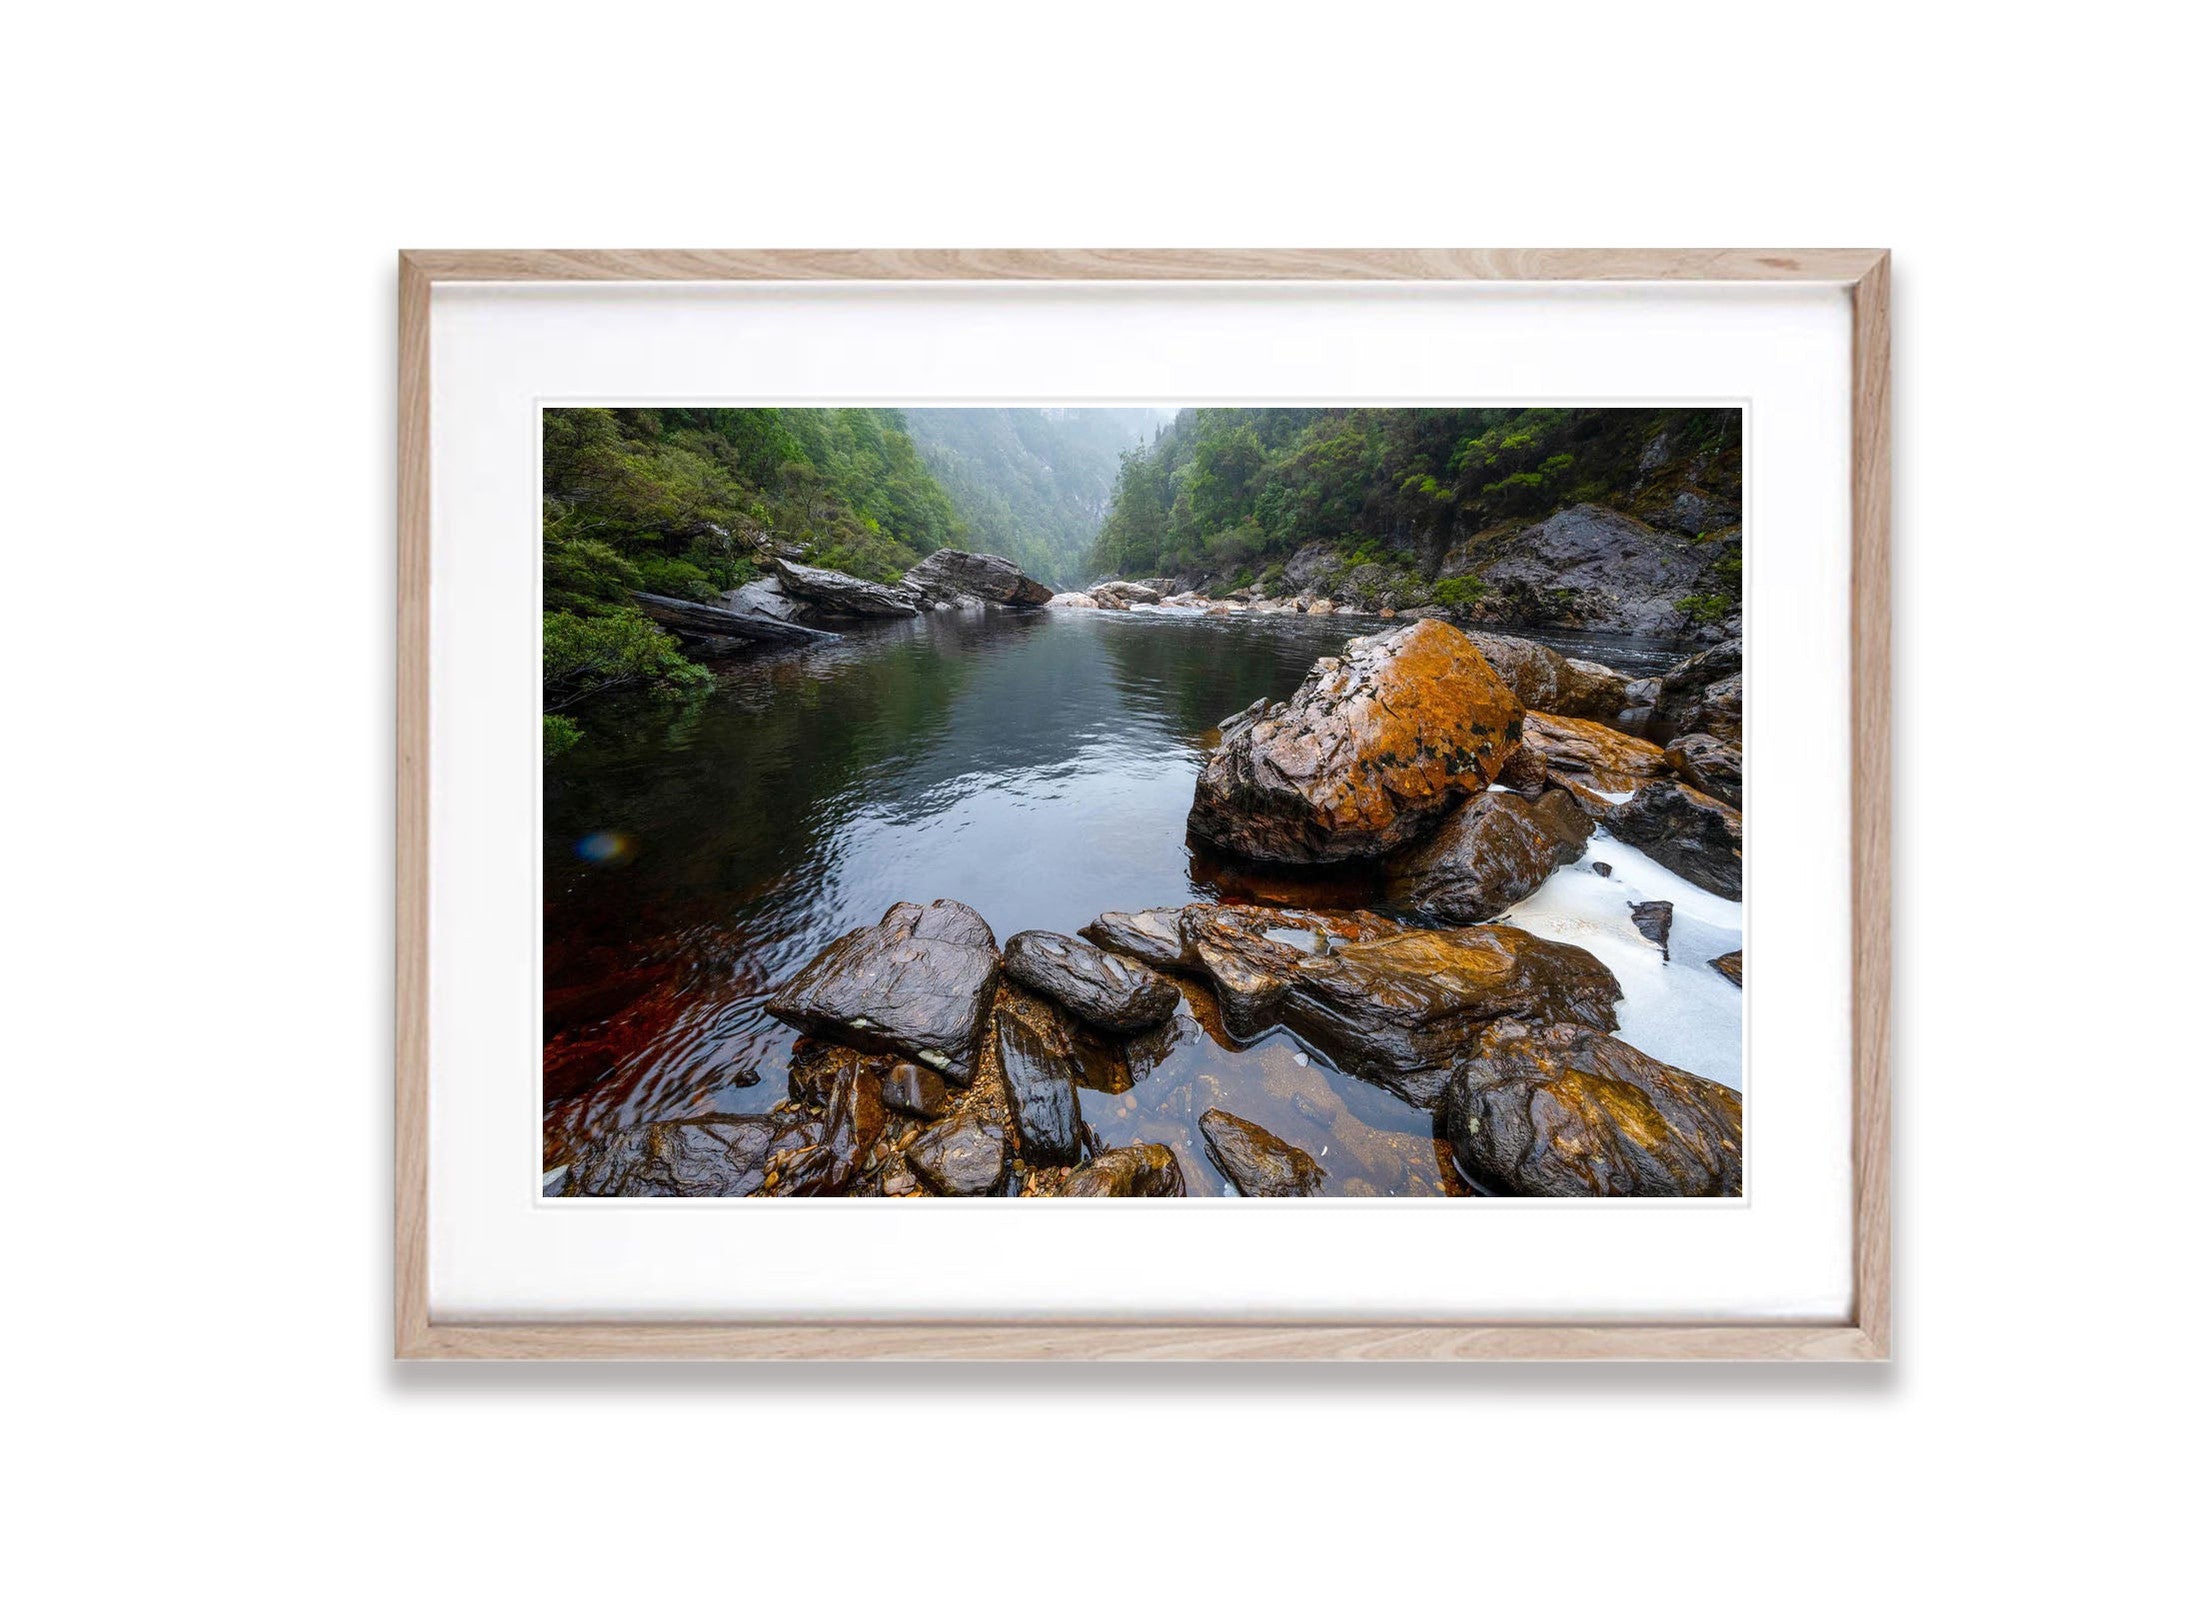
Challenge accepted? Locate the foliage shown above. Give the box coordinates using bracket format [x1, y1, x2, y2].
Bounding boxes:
[542, 406, 1010, 708]
[542, 609, 713, 711]
[543, 714, 584, 760]
[1431, 575, 1489, 609]
[1677, 546, 1743, 624]
[1088, 406, 1743, 592]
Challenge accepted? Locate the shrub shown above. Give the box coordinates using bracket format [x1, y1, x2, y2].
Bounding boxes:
[1431, 575, 1489, 609]
[543, 714, 583, 760]
[543, 609, 708, 709]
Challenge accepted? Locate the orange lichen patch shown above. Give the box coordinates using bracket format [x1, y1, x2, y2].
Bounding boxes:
[1190, 620, 1526, 863]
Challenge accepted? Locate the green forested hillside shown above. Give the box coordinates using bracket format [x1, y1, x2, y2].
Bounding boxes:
[901, 408, 1167, 588]
[541, 406, 975, 744]
[1087, 407, 1739, 587]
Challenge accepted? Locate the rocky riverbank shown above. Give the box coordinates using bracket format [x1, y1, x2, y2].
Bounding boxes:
[1063, 497, 1740, 647]
[549, 616, 1745, 1200]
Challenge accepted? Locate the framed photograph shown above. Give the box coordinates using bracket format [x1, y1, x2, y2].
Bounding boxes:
[397, 249, 1889, 1359]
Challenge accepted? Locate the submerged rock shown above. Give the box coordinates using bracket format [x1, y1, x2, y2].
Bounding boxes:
[1198, 1109, 1325, 1197]
[1710, 950, 1744, 988]
[880, 1059, 954, 1120]
[774, 557, 919, 617]
[1667, 732, 1742, 808]
[563, 1111, 823, 1198]
[1002, 930, 1179, 1033]
[1445, 1021, 1742, 1197]
[1606, 781, 1744, 900]
[1080, 908, 1202, 973]
[905, 1110, 1010, 1195]
[1629, 899, 1674, 959]
[1056, 1144, 1188, 1197]
[765, 899, 1000, 1073]
[1384, 789, 1592, 923]
[903, 549, 1052, 608]
[1188, 620, 1525, 864]
[992, 1004, 1085, 1166]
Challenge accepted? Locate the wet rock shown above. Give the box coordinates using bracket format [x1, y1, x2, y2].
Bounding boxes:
[1445, 1021, 1742, 1197]
[1606, 781, 1744, 900]
[1710, 950, 1743, 987]
[1521, 710, 1676, 811]
[1188, 620, 1525, 863]
[1448, 503, 1728, 638]
[772, 558, 920, 617]
[765, 899, 1000, 1072]
[1056, 1144, 1188, 1197]
[1466, 632, 1634, 723]
[730, 1063, 763, 1088]
[1667, 732, 1742, 808]
[1383, 788, 1591, 924]
[1198, 1109, 1326, 1197]
[1653, 641, 1743, 742]
[1591, 860, 1612, 877]
[1087, 579, 1162, 609]
[1002, 930, 1179, 1033]
[992, 1004, 1085, 1166]
[1080, 908, 1200, 973]
[1178, 904, 1404, 1038]
[880, 1060, 954, 1120]
[1629, 900, 1674, 959]
[1177, 906, 1621, 1108]
[785, 1038, 875, 1106]
[1273, 925, 1624, 1108]
[904, 1110, 1010, 1195]
[563, 1110, 823, 1198]
[1495, 739, 1550, 797]
[769, 1060, 886, 1195]
[904, 549, 1053, 608]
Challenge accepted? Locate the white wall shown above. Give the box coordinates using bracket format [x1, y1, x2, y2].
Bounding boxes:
[8, 2, 2187, 1592]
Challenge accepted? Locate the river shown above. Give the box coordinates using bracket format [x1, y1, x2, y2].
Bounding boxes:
[544, 606, 1731, 1195]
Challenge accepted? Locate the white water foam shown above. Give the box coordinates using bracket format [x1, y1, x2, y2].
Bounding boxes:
[1497, 832, 1744, 1090]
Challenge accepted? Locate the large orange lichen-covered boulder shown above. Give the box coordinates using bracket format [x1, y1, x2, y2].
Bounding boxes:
[1187, 620, 1525, 864]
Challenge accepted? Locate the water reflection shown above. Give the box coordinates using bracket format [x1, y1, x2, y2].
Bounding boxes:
[543, 607, 1690, 1189]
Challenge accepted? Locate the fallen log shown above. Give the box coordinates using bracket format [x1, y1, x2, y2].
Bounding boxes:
[632, 591, 838, 648]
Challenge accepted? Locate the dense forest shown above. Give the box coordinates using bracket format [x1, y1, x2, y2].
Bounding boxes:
[902, 408, 1165, 588]
[541, 406, 984, 748]
[1086, 406, 1740, 595]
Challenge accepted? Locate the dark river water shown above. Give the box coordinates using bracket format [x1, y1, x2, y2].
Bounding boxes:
[543, 607, 1689, 1195]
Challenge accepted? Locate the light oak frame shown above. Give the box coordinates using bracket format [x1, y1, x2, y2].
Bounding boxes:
[397, 249, 1891, 1360]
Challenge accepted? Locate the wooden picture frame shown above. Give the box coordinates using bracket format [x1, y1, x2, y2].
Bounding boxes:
[397, 248, 1890, 1360]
